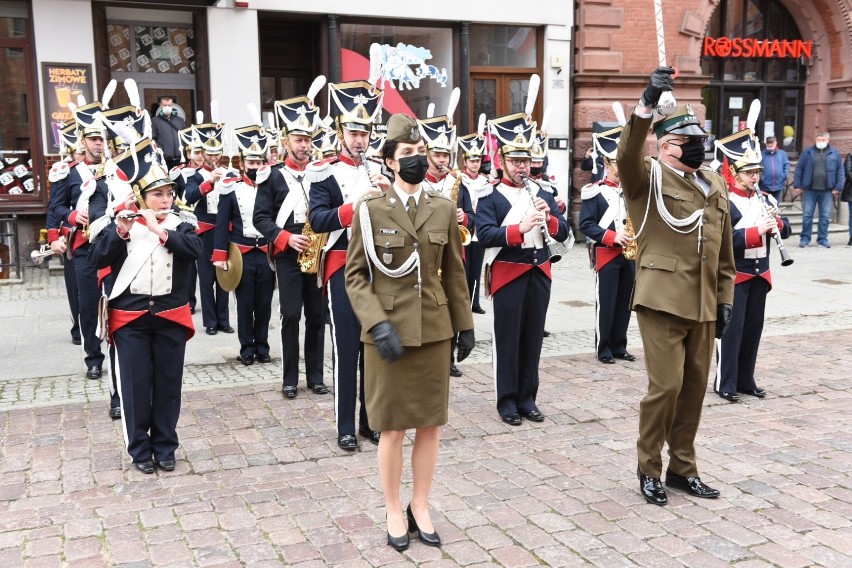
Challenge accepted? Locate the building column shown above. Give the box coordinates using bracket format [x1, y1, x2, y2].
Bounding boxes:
[459, 21, 471, 131]
[328, 15, 341, 84]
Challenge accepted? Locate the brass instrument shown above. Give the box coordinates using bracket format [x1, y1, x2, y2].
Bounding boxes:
[622, 215, 638, 260]
[449, 171, 472, 246]
[296, 172, 328, 274]
[757, 185, 793, 267]
[31, 229, 53, 265]
[520, 174, 568, 263]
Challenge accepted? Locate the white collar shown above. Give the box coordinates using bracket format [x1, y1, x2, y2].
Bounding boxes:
[393, 183, 422, 206]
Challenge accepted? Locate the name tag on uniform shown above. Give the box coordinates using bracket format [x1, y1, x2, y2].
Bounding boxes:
[380, 228, 398, 235]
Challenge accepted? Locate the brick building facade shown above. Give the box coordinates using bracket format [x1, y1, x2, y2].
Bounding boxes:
[572, 0, 852, 191]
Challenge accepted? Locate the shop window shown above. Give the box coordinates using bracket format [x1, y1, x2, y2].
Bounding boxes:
[700, 0, 806, 155]
[108, 24, 195, 75]
[470, 26, 537, 68]
[340, 23, 454, 120]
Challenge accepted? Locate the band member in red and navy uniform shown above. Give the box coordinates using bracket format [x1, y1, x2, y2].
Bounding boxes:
[457, 116, 491, 315]
[89, 138, 200, 474]
[253, 78, 330, 397]
[579, 125, 637, 365]
[184, 111, 234, 335]
[418, 90, 474, 377]
[212, 120, 275, 365]
[477, 106, 571, 427]
[171, 126, 205, 314]
[312, 122, 340, 160]
[46, 124, 84, 346]
[47, 100, 107, 380]
[713, 128, 791, 403]
[308, 79, 389, 451]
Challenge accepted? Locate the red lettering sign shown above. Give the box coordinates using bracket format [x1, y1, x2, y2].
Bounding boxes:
[702, 37, 813, 59]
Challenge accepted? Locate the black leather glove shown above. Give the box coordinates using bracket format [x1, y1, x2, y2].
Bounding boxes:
[456, 329, 475, 362]
[640, 67, 676, 108]
[715, 304, 733, 339]
[369, 321, 404, 362]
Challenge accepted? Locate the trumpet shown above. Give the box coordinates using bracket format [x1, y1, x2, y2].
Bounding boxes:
[520, 174, 568, 263]
[756, 185, 793, 266]
[31, 245, 54, 265]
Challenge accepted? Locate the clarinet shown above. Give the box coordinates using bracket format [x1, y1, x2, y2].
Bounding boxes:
[520, 173, 567, 263]
[757, 186, 793, 266]
[358, 150, 378, 189]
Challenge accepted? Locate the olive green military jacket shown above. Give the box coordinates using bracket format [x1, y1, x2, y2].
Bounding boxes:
[616, 112, 735, 322]
[346, 189, 474, 346]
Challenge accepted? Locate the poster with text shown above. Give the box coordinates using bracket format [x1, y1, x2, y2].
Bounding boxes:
[41, 63, 94, 153]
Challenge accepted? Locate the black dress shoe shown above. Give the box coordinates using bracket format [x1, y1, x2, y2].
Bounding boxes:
[717, 391, 739, 402]
[542, 330, 551, 337]
[338, 434, 357, 451]
[449, 364, 463, 377]
[637, 467, 667, 506]
[501, 414, 522, 426]
[665, 470, 720, 499]
[613, 352, 637, 362]
[109, 407, 121, 420]
[309, 383, 329, 395]
[387, 530, 410, 552]
[135, 461, 155, 474]
[598, 355, 616, 364]
[205, 327, 217, 336]
[282, 386, 297, 399]
[738, 388, 766, 398]
[237, 354, 254, 366]
[520, 410, 545, 422]
[156, 459, 176, 471]
[407, 504, 441, 547]
[472, 306, 486, 314]
[86, 366, 102, 380]
[71, 337, 82, 345]
[358, 426, 381, 445]
[218, 325, 235, 333]
[256, 354, 272, 363]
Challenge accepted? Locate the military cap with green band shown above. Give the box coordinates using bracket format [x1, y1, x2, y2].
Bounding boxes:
[653, 104, 706, 139]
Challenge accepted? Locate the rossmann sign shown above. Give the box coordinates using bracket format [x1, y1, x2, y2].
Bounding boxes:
[703, 37, 813, 58]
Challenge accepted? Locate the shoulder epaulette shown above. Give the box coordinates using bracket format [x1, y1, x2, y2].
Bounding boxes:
[179, 210, 199, 228]
[48, 162, 70, 183]
[580, 182, 603, 200]
[255, 164, 272, 185]
[305, 159, 334, 184]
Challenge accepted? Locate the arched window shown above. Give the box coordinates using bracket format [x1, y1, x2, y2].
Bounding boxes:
[701, 0, 808, 156]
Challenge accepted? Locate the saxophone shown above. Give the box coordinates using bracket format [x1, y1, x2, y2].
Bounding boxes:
[297, 181, 328, 274]
[622, 215, 638, 260]
[449, 171, 472, 246]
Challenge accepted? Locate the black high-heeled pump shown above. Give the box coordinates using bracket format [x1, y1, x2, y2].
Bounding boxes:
[407, 504, 441, 547]
[386, 529, 410, 552]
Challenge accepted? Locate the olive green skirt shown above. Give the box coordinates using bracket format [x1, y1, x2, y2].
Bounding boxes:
[364, 339, 452, 432]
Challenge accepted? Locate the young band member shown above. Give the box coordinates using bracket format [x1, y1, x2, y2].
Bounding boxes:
[253, 77, 329, 397]
[184, 110, 234, 336]
[346, 113, 474, 552]
[477, 94, 571, 427]
[579, 124, 636, 365]
[171, 126, 205, 314]
[418, 91, 474, 377]
[618, 68, 735, 505]
[212, 121, 275, 365]
[89, 139, 200, 474]
[308, 80, 390, 451]
[712, 125, 791, 402]
[457, 116, 491, 315]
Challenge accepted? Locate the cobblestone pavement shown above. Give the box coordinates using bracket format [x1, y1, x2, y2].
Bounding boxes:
[2, 234, 852, 566]
[1, 328, 851, 567]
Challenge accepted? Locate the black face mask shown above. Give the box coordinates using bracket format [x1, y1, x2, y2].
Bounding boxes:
[396, 154, 428, 184]
[246, 168, 258, 182]
[530, 166, 542, 177]
[675, 139, 705, 169]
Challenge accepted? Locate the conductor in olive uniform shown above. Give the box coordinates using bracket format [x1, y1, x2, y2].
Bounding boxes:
[617, 68, 735, 505]
[346, 114, 475, 552]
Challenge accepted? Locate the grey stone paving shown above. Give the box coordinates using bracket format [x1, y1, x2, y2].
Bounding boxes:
[1, 231, 851, 566]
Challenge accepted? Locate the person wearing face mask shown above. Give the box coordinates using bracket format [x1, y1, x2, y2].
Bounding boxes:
[151, 96, 187, 172]
[758, 136, 789, 206]
[579, 125, 636, 366]
[253, 80, 330, 399]
[346, 113, 474, 552]
[212, 124, 274, 366]
[712, 128, 791, 404]
[458, 121, 492, 315]
[617, 67, 735, 506]
[477, 106, 571, 428]
[793, 132, 846, 248]
[308, 80, 391, 451]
